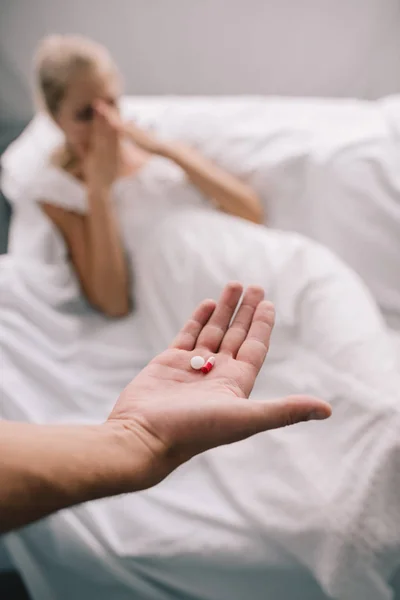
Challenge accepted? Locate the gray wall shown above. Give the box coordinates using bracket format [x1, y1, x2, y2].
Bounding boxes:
[1, 0, 400, 126]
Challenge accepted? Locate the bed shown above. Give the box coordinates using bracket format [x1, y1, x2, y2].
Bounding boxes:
[1, 95, 400, 600]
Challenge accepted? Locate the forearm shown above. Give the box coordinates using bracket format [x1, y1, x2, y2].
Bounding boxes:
[86, 184, 130, 316]
[0, 421, 149, 533]
[162, 142, 264, 224]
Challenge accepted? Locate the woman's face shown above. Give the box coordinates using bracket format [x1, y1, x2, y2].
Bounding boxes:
[55, 68, 120, 155]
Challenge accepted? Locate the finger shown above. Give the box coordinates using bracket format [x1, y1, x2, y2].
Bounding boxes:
[196, 282, 243, 352]
[95, 101, 120, 129]
[170, 299, 216, 350]
[93, 111, 118, 148]
[94, 99, 108, 115]
[219, 285, 264, 357]
[247, 396, 332, 435]
[236, 300, 275, 373]
[92, 110, 103, 135]
[94, 104, 110, 126]
[220, 396, 331, 440]
[192, 395, 332, 456]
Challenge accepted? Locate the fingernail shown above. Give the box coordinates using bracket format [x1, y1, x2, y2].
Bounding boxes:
[307, 410, 328, 421]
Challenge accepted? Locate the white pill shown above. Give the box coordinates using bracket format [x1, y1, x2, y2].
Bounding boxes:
[190, 355, 205, 370]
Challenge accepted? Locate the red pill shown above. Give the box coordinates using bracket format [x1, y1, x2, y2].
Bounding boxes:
[201, 356, 215, 374]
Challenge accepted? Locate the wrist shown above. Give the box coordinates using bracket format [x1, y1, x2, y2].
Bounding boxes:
[99, 419, 168, 495]
[87, 180, 112, 198]
[157, 140, 185, 160]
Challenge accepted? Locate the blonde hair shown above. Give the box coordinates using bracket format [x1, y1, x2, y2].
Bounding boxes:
[34, 34, 119, 117]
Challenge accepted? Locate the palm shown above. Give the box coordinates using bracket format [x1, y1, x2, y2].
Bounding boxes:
[136, 348, 250, 397]
[109, 283, 330, 482]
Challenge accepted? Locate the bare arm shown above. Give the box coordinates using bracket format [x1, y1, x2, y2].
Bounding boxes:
[85, 183, 130, 317]
[0, 283, 330, 533]
[163, 142, 264, 224]
[124, 123, 264, 224]
[42, 187, 130, 318]
[42, 103, 131, 317]
[0, 420, 142, 533]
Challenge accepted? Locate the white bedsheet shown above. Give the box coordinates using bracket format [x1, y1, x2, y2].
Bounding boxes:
[1, 199, 400, 599]
[390, 332, 400, 368]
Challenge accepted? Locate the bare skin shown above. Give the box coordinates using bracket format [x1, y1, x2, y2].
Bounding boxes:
[41, 68, 263, 317]
[0, 283, 331, 533]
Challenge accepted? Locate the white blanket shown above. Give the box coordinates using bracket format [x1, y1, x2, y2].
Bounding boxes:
[1, 188, 400, 600]
[4, 95, 400, 329]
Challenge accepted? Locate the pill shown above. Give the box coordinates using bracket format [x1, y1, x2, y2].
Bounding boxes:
[190, 355, 206, 370]
[201, 356, 215, 374]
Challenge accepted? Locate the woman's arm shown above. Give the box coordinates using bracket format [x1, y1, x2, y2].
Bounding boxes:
[124, 123, 264, 224]
[163, 142, 264, 224]
[42, 188, 130, 318]
[42, 103, 131, 318]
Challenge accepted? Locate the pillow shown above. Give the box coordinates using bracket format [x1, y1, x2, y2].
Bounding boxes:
[1, 95, 386, 207]
[304, 109, 400, 329]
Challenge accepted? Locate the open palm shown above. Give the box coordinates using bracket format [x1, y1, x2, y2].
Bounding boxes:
[109, 283, 331, 485]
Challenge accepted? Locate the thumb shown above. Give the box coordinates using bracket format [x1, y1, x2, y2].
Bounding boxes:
[251, 395, 332, 433]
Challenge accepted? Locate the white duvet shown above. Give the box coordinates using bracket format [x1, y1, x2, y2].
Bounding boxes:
[2, 96, 400, 599]
[1, 178, 400, 599]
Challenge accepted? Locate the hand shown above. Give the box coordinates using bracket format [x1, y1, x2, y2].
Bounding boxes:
[81, 101, 124, 189]
[123, 120, 169, 156]
[108, 282, 331, 490]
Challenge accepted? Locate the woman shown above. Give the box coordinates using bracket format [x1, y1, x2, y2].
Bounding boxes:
[34, 35, 263, 318]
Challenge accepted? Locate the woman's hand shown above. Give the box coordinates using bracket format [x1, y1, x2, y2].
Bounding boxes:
[68, 100, 131, 317]
[108, 282, 331, 490]
[123, 120, 168, 156]
[81, 101, 124, 190]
